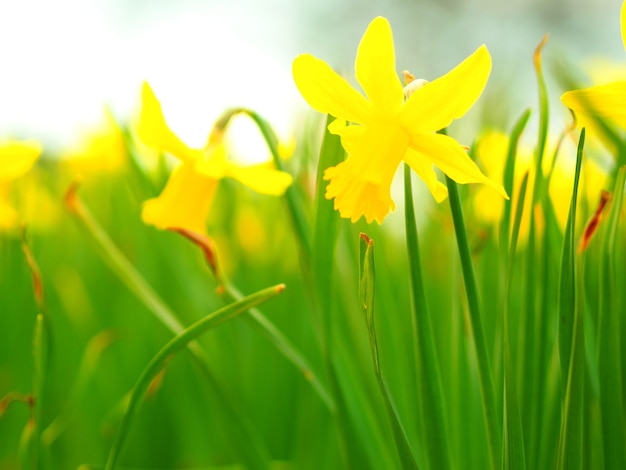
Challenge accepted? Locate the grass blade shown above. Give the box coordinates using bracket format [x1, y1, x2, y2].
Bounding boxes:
[359, 233, 419, 470]
[446, 175, 500, 469]
[597, 165, 626, 469]
[21, 228, 49, 470]
[403, 164, 450, 469]
[503, 172, 530, 470]
[105, 284, 285, 470]
[556, 129, 585, 470]
[557, 129, 584, 385]
[64, 183, 273, 468]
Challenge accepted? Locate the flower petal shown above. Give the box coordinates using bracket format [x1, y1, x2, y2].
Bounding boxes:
[561, 81, 626, 127]
[323, 124, 406, 223]
[142, 162, 218, 235]
[400, 45, 491, 132]
[225, 161, 293, 196]
[410, 132, 507, 198]
[403, 148, 448, 202]
[293, 54, 373, 124]
[135, 82, 199, 163]
[328, 119, 366, 153]
[0, 141, 41, 182]
[354, 17, 404, 118]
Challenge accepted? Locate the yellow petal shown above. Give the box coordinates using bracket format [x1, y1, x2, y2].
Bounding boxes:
[474, 131, 509, 177]
[135, 82, 199, 163]
[142, 162, 218, 235]
[195, 142, 229, 179]
[293, 54, 373, 124]
[225, 161, 293, 196]
[0, 141, 42, 182]
[0, 197, 18, 230]
[400, 45, 492, 132]
[561, 82, 626, 127]
[355, 17, 404, 118]
[328, 119, 366, 153]
[323, 124, 407, 223]
[403, 148, 448, 202]
[410, 133, 507, 198]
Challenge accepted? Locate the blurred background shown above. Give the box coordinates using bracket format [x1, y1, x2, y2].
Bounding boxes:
[0, 0, 623, 155]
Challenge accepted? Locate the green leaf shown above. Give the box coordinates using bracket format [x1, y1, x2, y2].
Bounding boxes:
[66, 189, 272, 469]
[597, 165, 626, 469]
[446, 175, 500, 469]
[105, 284, 285, 470]
[556, 129, 585, 470]
[403, 164, 451, 469]
[359, 233, 419, 470]
[503, 172, 530, 470]
[557, 129, 584, 383]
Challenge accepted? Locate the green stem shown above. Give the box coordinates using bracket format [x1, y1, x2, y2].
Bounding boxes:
[65, 187, 272, 469]
[445, 176, 500, 469]
[105, 284, 285, 470]
[404, 164, 451, 469]
[221, 282, 335, 412]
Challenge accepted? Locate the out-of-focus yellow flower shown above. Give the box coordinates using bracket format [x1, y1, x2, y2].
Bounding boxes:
[292, 16, 506, 224]
[561, 2, 626, 133]
[61, 109, 126, 174]
[473, 132, 532, 225]
[136, 82, 293, 236]
[0, 140, 42, 230]
[473, 130, 608, 239]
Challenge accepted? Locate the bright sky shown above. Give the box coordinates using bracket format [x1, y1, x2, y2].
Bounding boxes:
[0, 0, 301, 160]
[0, 0, 622, 161]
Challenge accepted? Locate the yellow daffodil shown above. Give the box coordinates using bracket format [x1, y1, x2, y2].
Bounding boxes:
[0, 140, 42, 230]
[136, 82, 293, 236]
[561, 2, 626, 132]
[61, 109, 126, 174]
[473, 130, 607, 241]
[292, 16, 506, 224]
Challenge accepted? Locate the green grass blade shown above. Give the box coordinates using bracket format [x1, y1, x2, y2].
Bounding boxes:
[445, 175, 500, 469]
[359, 233, 419, 470]
[243, 109, 312, 258]
[105, 284, 285, 470]
[500, 108, 532, 254]
[403, 164, 450, 469]
[42, 330, 117, 446]
[65, 185, 272, 468]
[597, 165, 626, 469]
[221, 282, 335, 412]
[556, 129, 585, 470]
[557, 129, 584, 385]
[312, 114, 345, 337]
[503, 172, 530, 470]
[21, 229, 49, 470]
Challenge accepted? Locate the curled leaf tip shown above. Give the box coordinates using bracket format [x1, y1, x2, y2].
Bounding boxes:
[20, 226, 45, 310]
[534, 34, 549, 72]
[64, 176, 84, 213]
[359, 232, 374, 246]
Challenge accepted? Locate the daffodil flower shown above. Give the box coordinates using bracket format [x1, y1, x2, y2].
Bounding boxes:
[136, 82, 293, 235]
[0, 140, 42, 230]
[292, 16, 506, 224]
[561, 2, 626, 130]
[62, 109, 126, 174]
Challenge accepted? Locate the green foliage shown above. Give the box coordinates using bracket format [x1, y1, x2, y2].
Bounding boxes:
[2, 26, 626, 470]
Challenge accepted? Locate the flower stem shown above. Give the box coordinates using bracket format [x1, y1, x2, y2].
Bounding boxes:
[404, 164, 451, 469]
[65, 183, 272, 469]
[445, 175, 500, 469]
